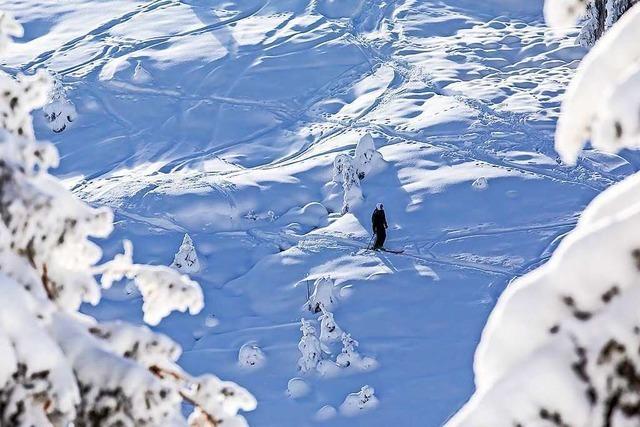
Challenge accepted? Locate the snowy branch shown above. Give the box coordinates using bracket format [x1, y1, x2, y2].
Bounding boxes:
[0, 13, 253, 426]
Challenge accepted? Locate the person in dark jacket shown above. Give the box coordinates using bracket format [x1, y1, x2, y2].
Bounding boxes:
[371, 203, 388, 249]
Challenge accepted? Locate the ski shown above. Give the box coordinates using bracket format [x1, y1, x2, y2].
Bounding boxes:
[380, 248, 405, 254]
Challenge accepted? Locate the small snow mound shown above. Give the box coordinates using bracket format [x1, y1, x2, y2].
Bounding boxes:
[171, 233, 200, 274]
[339, 385, 379, 417]
[238, 342, 266, 369]
[279, 202, 329, 229]
[316, 359, 341, 377]
[339, 285, 354, 299]
[316, 0, 364, 19]
[472, 177, 489, 190]
[204, 314, 219, 328]
[286, 378, 310, 399]
[314, 405, 337, 422]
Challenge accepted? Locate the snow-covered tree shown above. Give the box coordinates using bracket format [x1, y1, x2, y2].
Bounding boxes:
[43, 71, 77, 134]
[0, 13, 255, 426]
[171, 233, 201, 274]
[318, 306, 343, 345]
[332, 154, 363, 214]
[306, 276, 339, 313]
[297, 319, 323, 374]
[576, 0, 639, 46]
[329, 133, 384, 214]
[449, 3, 640, 426]
[336, 333, 377, 371]
[353, 133, 383, 180]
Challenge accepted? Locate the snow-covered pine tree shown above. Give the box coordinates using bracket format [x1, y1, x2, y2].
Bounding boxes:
[331, 154, 363, 214]
[171, 233, 201, 274]
[306, 276, 339, 313]
[336, 333, 359, 368]
[43, 71, 77, 134]
[0, 12, 255, 426]
[297, 319, 322, 373]
[318, 306, 343, 346]
[549, 0, 639, 46]
[329, 133, 384, 214]
[353, 133, 383, 180]
[449, 3, 640, 426]
[335, 332, 376, 370]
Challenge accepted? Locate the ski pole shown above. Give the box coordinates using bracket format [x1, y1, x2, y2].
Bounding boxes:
[367, 233, 375, 250]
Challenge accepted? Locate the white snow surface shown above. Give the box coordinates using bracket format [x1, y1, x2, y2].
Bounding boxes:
[2, 0, 635, 425]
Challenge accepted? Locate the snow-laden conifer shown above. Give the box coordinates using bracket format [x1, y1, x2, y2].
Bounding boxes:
[43, 72, 77, 134]
[449, 3, 640, 426]
[306, 276, 339, 313]
[330, 133, 384, 214]
[318, 306, 343, 345]
[353, 133, 383, 180]
[336, 333, 378, 371]
[575, 0, 639, 46]
[171, 233, 201, 274]
[0, 13, 254, 426]
[297, 319, 322, 374]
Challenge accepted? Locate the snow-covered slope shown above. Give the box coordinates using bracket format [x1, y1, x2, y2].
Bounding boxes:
[2, 0, 637, 425]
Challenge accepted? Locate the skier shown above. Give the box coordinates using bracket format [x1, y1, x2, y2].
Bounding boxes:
[371, 203, 388, 250]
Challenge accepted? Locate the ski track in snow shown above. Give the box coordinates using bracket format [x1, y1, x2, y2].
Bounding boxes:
[3, 0, 638, 425]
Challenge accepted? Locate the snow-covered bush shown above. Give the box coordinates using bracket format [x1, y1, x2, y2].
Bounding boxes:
[0, 13, 255, 426]
[339, 385, 379, 416]
[43, 71, 77, 133]
[297, 319, 323, 374]
[449, 3, 640, 426]
[336, 333, 378, 371]
[171, 233, 201, 274]
[306, 276, 339, 313]
[238, 342, 266, 369]
[318, 306, 343, 345]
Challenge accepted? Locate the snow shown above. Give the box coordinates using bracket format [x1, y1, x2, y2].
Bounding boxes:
[448, 1, 640, 425]
[339, 385, 379, 416]
[287, 377, 311, 399]
[171, 233, 201, 274]
[551, 4, 640, 163]
[314, 405, 337, 422]
[1, 0, 632, 425]
[238, 342, 267, 369]
[316, 0, 365, 19]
